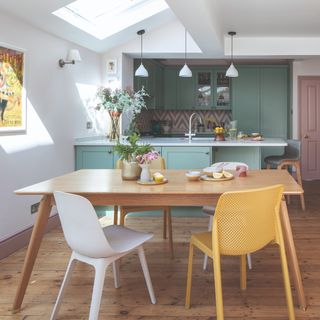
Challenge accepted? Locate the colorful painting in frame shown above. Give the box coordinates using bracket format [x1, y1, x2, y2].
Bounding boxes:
[0, 44, 26, 133]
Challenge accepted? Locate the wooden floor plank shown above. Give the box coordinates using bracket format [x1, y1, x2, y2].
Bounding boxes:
[0, 181, 319, 319]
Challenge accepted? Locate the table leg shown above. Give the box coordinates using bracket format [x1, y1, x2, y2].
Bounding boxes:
[12, 195, 53, 313]
[280, 199, 307, 310]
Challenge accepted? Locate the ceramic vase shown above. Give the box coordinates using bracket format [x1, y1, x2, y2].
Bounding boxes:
[139, 163, 151, 182]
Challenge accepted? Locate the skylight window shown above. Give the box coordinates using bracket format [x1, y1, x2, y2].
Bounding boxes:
[53, 0, 169, 40]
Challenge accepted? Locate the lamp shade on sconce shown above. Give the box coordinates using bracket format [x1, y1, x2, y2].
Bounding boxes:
[179, 63, 192, 77]
[135, 62, 148, 77]
[67, 49, 81, 62]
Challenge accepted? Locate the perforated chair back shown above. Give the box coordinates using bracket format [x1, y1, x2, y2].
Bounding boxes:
[284, 139, 301, 160]
[54, 191, 116, 258]
[117, 156, 166, 170]
[213, 184, 284, 255]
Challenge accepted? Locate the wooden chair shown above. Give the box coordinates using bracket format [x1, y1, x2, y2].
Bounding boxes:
[51, 191, 156, 320]
[116, 157, 174, 258]
[185, 185, 295, 320]
[264, 139, 305, 210]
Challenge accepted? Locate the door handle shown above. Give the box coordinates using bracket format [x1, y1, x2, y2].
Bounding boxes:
[304, 134, 309, 139]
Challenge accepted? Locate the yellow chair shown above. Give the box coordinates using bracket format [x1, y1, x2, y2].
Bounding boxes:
[115, 157, 174, 257]
[185, 185, 295, 320]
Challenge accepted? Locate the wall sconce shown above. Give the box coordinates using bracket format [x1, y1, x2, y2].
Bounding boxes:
[58, 49, 81, 68]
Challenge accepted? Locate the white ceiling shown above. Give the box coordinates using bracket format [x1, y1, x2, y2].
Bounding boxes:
[1, 0, 320, 58]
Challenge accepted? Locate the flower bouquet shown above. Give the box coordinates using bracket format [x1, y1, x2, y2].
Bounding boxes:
[214, 126, 226, 141]
[135, 151, 160, 182]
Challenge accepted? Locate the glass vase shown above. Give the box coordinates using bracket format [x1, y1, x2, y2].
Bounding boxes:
[108, 111, 121, 141]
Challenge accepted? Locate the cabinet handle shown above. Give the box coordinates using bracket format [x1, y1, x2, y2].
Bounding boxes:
[108, 150, 113, 154]
[205, 152, 210, 155]
[304, 134, 309, 139]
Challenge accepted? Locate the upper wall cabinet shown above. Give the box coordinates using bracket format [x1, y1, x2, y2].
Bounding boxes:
[134, 60, 164, 109]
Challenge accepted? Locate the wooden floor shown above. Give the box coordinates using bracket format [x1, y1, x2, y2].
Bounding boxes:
[1, 181, 320, 319]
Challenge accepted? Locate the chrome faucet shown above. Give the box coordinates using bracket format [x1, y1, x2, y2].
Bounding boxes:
[185, 112, 204, 142]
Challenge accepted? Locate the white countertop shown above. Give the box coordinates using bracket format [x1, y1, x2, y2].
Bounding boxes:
[74, 136, 287, 147]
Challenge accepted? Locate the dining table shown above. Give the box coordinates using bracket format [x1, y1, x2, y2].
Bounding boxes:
[12, 169, 307, 313]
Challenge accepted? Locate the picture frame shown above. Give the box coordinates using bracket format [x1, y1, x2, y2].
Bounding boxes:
[0, 43, 26, 133]
[107, 59, 117, 75]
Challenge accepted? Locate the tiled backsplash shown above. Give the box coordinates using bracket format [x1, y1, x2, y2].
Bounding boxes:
[136, 109, 232, 134]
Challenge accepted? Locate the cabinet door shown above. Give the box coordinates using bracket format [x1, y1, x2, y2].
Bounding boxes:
[213, 146, 261, 169]
[164, 68, 177, 109]
[177, 72, 195, 109]
[214, 68, 231, 110]
[162, 147, 211, 169]
[75, 146, 114, 170]
[195, 70, 213, 110]
[232, 67, 260, 133]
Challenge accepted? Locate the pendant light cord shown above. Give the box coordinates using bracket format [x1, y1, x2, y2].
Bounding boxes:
[231, 33, 233, 62]
[140, 32, 143, 63]
[184, 29, 187, 63]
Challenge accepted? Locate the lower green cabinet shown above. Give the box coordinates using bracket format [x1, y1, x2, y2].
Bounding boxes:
[75, 146, 115, 170]
[162, 147, 212, 169]
[213, 147, 261, 169]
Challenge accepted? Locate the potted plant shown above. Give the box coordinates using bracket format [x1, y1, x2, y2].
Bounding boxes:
[96, 87, 148, 140]
[114, 133, 154, 180]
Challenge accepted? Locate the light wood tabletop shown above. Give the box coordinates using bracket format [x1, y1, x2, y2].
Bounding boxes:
[12, 169, 307, 313]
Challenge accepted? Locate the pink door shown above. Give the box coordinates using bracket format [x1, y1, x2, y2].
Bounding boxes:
[299, 76, 320, 180]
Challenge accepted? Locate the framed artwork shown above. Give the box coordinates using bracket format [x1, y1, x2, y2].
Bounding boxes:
[0, 43, 26, 133]
[106, 59, 117, 75]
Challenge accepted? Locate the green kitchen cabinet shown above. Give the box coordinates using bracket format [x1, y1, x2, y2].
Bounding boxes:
[232, 67, 260, 133]
[75, 146, 115, 170]
[213, 68, 231, 110]
[177, 71, 195, 109]
[194, 69, 213, 110]
[162, 146, 212, 169]
[213, 146, 261, 169]
[163, 68, 177, 109]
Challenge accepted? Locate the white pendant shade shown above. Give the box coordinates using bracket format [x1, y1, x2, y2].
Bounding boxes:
[226, 62, 239, 78]
[135, 63, 149, 77]
[179, 63, 192, 77]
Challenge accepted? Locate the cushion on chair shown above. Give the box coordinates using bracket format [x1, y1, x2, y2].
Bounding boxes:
[203, 206, 216, 215]
[103, 225, 153, 253]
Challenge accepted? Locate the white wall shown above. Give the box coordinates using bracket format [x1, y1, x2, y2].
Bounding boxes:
[292, 58, 320, 138]
[0, 12, 102, 241]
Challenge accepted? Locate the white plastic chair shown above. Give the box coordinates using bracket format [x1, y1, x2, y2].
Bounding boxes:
[51, 191, 156, 320]
[202, 162, 252, 271]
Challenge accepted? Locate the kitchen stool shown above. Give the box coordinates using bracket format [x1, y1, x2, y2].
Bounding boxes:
[264, 139, 305, 210]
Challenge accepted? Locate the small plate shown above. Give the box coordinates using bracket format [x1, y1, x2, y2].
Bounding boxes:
[200, 175, 233, 182]
[137, 178, 168, 185]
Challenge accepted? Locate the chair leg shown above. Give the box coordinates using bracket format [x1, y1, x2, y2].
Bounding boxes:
[167, 209, 174, 259]
[113, 206, 118, 225]
[294, 162, 306, 211]
[240, 255, 247, 290]
[163, 209, 167, 239]
[213, 250, 224, 319]
[120, 208, 127, 226]
[185, 243, 194, 309]
[113, 260, 120, 289]
[50, 256, 76, 320]
[278, 244, 295, 320]
[89, 260, 108, 320]
[266, 163, 271, 169]
[247, 253, 252, 270]
[203, 215, 213, 270]
[138, 246, 156, 304]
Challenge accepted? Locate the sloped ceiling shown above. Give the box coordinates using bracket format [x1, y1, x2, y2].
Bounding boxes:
[1, 0, 320, 58]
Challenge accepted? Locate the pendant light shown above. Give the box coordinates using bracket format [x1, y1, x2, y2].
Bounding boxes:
[179, 29, 192, 77]
[226, 31, 239, 78]
[135, 29, 148, 77]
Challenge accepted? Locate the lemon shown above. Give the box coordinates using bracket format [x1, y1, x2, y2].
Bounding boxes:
[212, 172, 223, 179]
[222, 171, 233, 178]
[153, 172, 164, 183]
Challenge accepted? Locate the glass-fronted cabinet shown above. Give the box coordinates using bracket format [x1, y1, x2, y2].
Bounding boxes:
[195, 70, 213, 109]
[214, 69, 231, 109]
